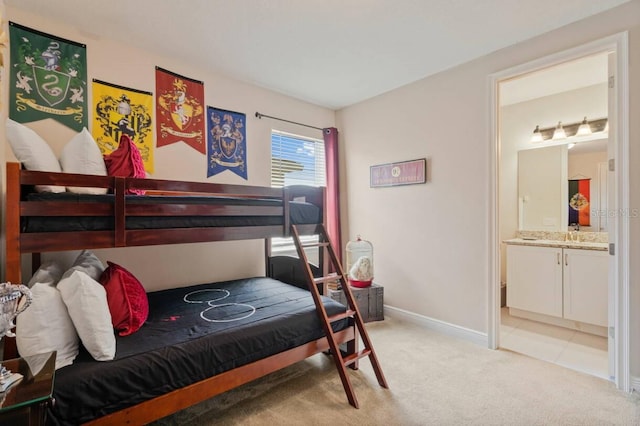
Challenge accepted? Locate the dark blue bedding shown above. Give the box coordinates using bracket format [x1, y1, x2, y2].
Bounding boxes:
[48, 277, 347, 425]
[22, 192, 321, 233]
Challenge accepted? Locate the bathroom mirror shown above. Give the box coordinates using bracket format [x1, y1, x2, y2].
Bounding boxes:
[518, 138, 608, 232]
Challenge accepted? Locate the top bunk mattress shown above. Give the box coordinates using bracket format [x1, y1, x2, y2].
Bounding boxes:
[49, 277, 348, 425]
[22, 192, 321, 233]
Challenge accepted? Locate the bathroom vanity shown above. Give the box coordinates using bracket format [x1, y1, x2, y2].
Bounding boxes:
[504, 235, 608, 336]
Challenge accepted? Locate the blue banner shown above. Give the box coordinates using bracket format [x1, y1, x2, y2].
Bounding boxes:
[207, 107, 247, 179]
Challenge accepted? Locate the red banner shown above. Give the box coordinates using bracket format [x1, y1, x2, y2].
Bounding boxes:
[155, 67, 205, 153]
[568, 178, 590, 226]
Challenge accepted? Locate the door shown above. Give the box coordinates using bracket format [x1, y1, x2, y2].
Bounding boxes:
[492, 33, 629, 389]
[606, 51, 616, 379]
[596, 161, 608, 232]
[506, 245, 563, 317]
[563, 248, 608, 327]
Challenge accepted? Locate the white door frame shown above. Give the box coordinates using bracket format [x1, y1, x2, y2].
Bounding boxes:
[487, 32, 630, 391]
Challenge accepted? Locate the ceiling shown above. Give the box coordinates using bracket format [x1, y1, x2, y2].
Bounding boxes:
[6, 0, 630, 110]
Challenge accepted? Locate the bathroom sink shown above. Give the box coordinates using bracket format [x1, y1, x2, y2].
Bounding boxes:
[503, 238, 608, 251]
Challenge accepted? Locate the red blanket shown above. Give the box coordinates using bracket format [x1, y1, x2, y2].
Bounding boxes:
[103, 135, 146, 195]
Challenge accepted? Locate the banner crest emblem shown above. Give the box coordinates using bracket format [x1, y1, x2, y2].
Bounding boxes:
[33, 66, 71, 107]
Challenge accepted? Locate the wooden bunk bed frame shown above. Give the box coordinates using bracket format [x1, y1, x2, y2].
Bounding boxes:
[3, 162, 358, 425]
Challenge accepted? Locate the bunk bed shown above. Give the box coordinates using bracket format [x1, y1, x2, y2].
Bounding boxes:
[3, 162, 359, 425]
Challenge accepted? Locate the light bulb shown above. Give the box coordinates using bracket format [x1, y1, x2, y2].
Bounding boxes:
[531, 125, 543, 143]
[552, 121, 566, 140]
[576, 117, 592, 136]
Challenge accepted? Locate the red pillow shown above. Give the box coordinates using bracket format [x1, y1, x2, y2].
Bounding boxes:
[103, 134, 146, 195]
[99, 261, 149, 336]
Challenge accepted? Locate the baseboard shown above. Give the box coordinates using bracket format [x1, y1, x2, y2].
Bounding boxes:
[384, 304, 488, 347]
[631, 376, 640, 392]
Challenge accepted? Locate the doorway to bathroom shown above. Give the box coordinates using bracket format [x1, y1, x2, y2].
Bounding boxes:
[488, 33, 630, 391]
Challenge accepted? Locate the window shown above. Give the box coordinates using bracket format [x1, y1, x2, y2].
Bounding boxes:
[271, 131, 326, 188]
[271, 131, 325, 262]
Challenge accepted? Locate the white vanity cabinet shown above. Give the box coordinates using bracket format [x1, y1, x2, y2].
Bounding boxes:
[562, 248, 608, 327]
[506, 245, 563, 317]
[506, 243, 608, 327]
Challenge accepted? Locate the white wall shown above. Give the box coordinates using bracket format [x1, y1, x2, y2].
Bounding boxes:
[2, 6, 335, 290]
[568, 150, 608, 180]
[336, 0, 640, 377]
[338, 66, 490, 328]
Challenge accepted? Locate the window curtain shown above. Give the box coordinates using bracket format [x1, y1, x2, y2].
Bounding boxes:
[323, 127, 342, 262]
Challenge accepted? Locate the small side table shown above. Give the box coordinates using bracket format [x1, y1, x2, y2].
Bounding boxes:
[0, 351, 56, 426]
[329, 283, 384, 323]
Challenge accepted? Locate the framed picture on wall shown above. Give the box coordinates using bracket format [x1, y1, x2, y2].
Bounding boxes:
[370, 158, 426, 188]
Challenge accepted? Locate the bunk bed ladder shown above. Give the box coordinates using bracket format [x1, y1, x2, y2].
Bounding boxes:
[291, 224, 388, 408]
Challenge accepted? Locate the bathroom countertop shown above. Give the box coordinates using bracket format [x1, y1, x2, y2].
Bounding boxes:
[503, 238, 608, 251]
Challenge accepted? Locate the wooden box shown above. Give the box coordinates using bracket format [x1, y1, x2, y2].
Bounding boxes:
[328, 283, 384, 322]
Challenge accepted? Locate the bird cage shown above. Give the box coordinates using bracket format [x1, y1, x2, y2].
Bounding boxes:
[345, 235, 374, 288]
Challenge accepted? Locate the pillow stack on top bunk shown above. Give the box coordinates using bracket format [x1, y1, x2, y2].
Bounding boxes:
[16, 250, 149, 368]
[58, 128, 108, 194]
[6, 118, 66, 193]
[6, 119, 145, 195]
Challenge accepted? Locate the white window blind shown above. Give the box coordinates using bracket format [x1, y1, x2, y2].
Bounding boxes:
[271, 131, 326, 188]
[271, 131, 326, 261]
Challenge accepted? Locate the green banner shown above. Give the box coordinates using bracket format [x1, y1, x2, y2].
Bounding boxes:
[9, 22, 88, 131]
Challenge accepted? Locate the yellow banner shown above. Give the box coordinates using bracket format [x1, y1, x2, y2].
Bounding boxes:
[92, 80, 154, 173]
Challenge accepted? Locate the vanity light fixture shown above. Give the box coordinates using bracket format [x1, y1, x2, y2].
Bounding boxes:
[552, 121, 567, 140]
[530, 117, 608, 144]
[531, 125, 544, 143]
[576, 116, 592, 136]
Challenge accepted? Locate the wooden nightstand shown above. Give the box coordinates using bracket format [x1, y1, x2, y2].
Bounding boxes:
[0, 351, 56, 426]
[328, 283, 384, 322]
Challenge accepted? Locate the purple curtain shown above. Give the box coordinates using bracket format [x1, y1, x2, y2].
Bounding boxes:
[323, 127, 342, 263]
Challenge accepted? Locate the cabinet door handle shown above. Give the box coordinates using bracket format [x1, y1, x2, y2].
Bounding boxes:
[565, 253, 568, 266]
[557, 252, 560, 265]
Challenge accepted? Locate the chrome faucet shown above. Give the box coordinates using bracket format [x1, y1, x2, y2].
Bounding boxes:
[568, 223, 580, 242]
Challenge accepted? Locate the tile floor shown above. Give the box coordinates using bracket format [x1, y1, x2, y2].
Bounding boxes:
[499, 307, 609, 379]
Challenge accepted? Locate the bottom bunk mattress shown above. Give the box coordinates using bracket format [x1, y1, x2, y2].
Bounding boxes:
[48, 277, 349, 425]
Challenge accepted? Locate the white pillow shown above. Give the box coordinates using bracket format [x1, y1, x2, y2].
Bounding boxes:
[16, 262, 80, 370]
[6, 118, 65, 193]
[69, 249, 105, 281]
[58, 269, 115, 361]
[59, 128, 108, 194]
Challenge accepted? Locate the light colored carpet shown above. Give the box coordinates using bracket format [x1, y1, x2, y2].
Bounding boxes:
[154, 317, 640, 425]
